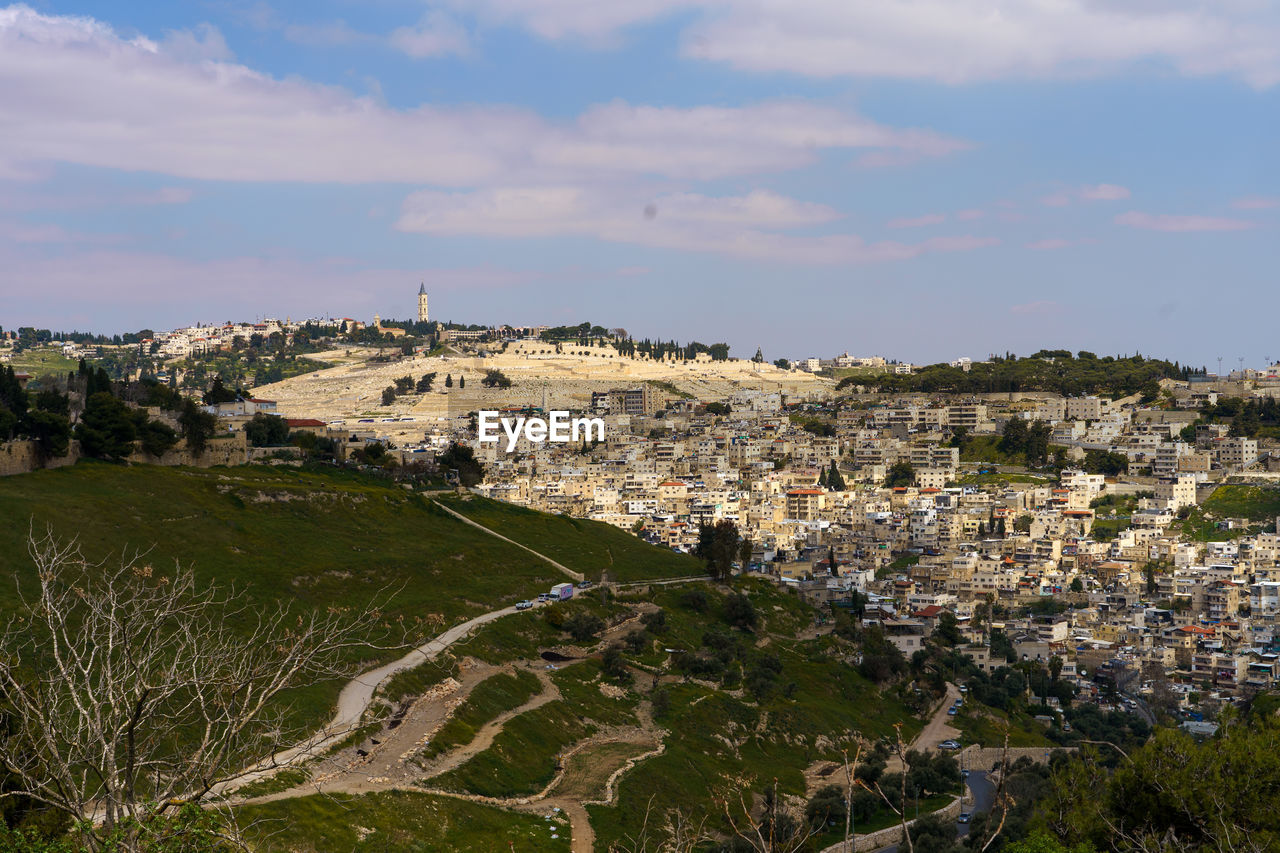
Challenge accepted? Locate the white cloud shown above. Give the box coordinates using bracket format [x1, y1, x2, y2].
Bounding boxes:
[537, 100, 967, 181]
[390, 12, 470, 58]
[887, 213, 946, 229]
[1115, 211, 1256, 232]
[0, 6, 963, 185]
[458, 0, 1280, 87]
[396, 185, 997, 263]
[160, 22, 234, 62]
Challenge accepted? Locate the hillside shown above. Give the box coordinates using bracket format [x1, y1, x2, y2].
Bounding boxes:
[0, 462, 698, 730]
[435, 494, 700, 583]
[253, 343, 832, 438]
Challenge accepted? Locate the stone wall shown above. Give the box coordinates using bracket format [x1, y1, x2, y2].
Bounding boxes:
[126, 432, 248, 468]
[959, 745, 1073, 771]
[818, 795, 964, 853]
[0, 439, 81, 477]
[1, 431, 247, 478]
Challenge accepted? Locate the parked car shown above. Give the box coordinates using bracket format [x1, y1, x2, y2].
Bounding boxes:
[577, 580, 593, 589]
[947, 707, 958, 716]
[939, 740, 960, 750]
[958, 812, 972, 824]
[516, 600, 533, 610]
[537, 593, 550, 602]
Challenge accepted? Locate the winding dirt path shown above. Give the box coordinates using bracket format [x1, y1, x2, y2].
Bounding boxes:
[432, 499, 584, 582]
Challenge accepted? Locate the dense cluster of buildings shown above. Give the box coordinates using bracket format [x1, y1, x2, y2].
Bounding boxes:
[464, 378, 1280, 711]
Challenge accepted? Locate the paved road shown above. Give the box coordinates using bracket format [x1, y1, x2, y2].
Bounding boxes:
[871, 771, 994, 853]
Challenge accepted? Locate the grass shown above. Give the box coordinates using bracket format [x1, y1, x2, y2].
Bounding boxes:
[1090, 517, 1131, 542]
[587, 582, 925, 850]
[235, 790, 570, 852]
[644, 379, 694, 400]
[1202, 484, 1280, 523]
[957, 472, 1050, 486]
[420, 669, 542, 760]
[0, 463, 685, 740]
[549, 740, 652, 801]
[1178, 507, 1259, 542]
[429, 660, 638, 798]
[5, 348, 79, 376]
[951, 706, 1054, 748]
[435, 494, 702, 583]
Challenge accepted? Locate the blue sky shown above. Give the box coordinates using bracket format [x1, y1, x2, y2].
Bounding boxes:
[1, 1, 1277, 367]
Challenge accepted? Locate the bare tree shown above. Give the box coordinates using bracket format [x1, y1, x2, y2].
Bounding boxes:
[610, 796, 711, 853]
[0, 529, 392, 851]
[720, 779, 822, 853]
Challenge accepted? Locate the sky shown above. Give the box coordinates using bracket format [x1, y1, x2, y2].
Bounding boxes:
[1, 1, 1277, 368]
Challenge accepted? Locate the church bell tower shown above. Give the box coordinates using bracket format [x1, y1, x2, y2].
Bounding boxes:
[417, 282, 429, 323]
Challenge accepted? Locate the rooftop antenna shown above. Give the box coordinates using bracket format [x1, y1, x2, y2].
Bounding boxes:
[1217, 357, 1223, 377]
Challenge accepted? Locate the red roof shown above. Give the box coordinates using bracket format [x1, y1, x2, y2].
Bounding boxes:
[788, 489, 822, 495]
[912, 605, 944, 618]
[286, 418, 326, 427]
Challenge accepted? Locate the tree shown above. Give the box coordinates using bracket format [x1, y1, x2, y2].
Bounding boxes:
[0, 531, 387, 852]
[75, 392, 137, 460]
[458, 375, 465, 388]
[480, 369, 511, 388]
[136, 416, 178, 458]
[696, 520, 740, 581]
[885, 461, 915, 488]
[774, 358, 791, 370]
[437, 442, 484, 486]
[21, 410, 71, 461]
[178, 399, 218, 456]
[243, 413, 290, 448]
[415, 372, 436, 393]
[934, 611, 962, 647]
[563, 611, 605, 642]
[723, 592, 757, 631]
[827, 461, 846, 491]
[1000, 417, 1028, 456]
[444, 374, 453, 388]
[381, 386, 397, 406]
[201, 376, 236, 406]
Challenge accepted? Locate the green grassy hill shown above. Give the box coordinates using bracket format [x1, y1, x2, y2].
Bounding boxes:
[0, 462, 697, 729]
[435, 493, 702, 582]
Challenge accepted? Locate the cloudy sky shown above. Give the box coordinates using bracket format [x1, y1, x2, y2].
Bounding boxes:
[1, 1, 1277, 366]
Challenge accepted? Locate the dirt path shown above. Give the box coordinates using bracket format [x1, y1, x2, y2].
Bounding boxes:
[235, 608, 668, 852]
[432, 499, 584, 582]
[221, 506, 598, 796]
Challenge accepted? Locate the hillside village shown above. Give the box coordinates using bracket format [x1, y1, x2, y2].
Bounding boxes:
[8, 317, 1280, 733]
